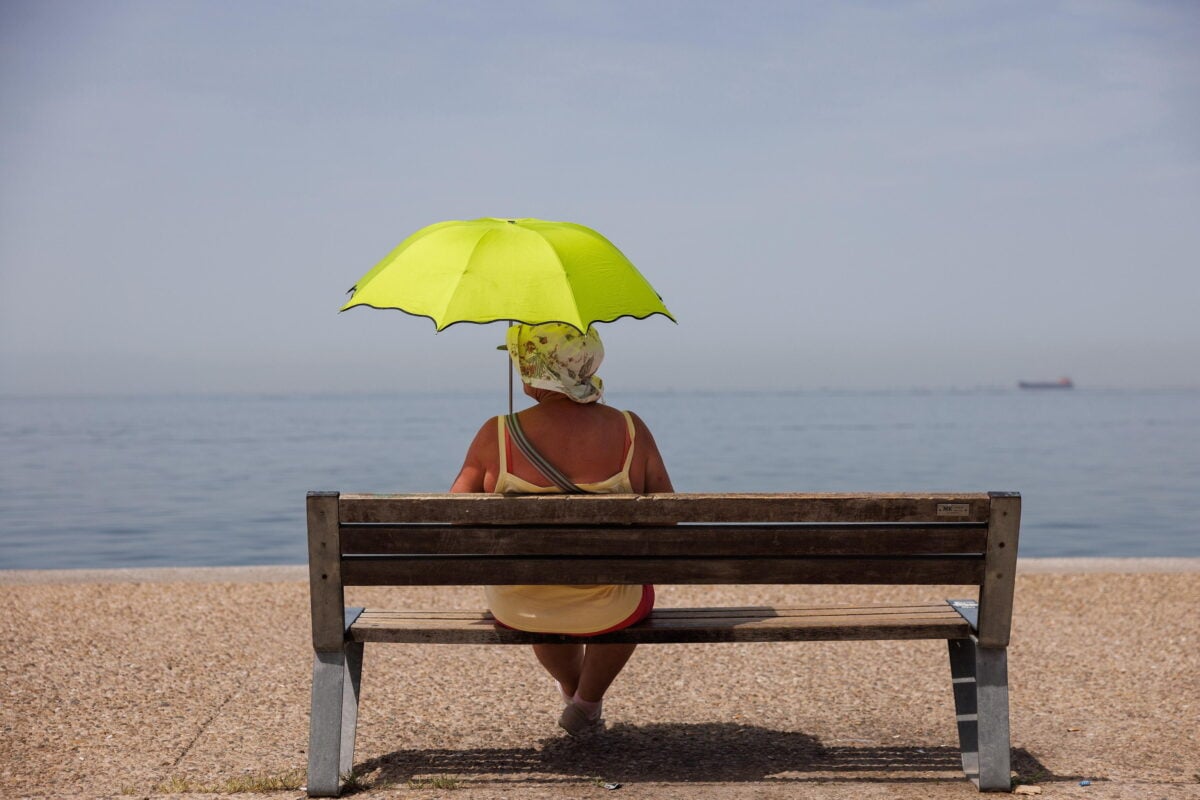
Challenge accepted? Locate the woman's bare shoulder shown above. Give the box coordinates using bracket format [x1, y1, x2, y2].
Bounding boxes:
[471, 415, 501, 448]
[624, 409, 658, 437]
[450, 416, 501, 493]
[624, 409, 673, 492]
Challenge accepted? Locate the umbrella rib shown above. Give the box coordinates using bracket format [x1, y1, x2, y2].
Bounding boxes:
[436, 228, 498, 328]
[536, 231, 586, 331]
[565, 249, 586, 332]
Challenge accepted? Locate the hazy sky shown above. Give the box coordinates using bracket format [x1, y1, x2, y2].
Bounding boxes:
[2, 1, 1197, 394]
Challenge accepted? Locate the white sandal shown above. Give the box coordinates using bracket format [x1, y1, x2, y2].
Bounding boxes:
[558, 702, 605, 736]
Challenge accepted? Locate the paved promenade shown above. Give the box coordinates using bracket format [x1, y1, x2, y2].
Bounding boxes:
[2, 560, 1197, 799]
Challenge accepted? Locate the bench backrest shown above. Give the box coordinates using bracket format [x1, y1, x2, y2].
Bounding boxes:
[307, 492, 1020, 650]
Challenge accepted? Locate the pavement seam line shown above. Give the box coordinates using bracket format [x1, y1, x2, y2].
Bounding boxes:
[160, 686, 241, 778]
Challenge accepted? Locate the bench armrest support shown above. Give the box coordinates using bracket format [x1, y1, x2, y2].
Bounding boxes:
[977, 493, 1020, 648]
[308, 492, 346, 652]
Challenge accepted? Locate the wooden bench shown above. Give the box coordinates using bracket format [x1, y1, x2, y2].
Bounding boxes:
[306, 491, 1020, 796]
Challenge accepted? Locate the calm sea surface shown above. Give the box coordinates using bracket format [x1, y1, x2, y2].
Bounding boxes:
[1, 390, 1197, 568]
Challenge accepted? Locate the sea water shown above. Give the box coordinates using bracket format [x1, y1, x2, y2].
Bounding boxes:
[1, 389, 1197, 569]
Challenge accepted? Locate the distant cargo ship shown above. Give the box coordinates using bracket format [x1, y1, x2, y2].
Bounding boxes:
[1018, 377, 1074, 389]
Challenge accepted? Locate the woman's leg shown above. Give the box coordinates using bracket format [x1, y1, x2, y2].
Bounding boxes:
[531, 642, 637, 702]
[540, 642, 638, 735]
[534, 586, 654, 706]
[575, 643, 637, 703]
[532, 644, 584, 697]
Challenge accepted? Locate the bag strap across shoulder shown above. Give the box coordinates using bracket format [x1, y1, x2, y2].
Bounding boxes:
[505, 413, 593, 494]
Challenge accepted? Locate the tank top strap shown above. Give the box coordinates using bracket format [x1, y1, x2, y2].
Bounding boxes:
[496, 415, 509, 475]
[620, 410, 636, 474]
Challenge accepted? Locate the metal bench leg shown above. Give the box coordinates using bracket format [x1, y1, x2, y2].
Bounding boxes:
[948, 639, 1012, 792]
[339, 642, 364, 778]
[948, 638, 980, 783]
[975, 645, 1011, 791]
[308, 650, 349, 797]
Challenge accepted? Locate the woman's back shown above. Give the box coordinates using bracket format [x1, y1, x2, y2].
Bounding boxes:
[502, 400, 631, 486]
[453, 397, 669, 495]
[495, 405, 636, 494]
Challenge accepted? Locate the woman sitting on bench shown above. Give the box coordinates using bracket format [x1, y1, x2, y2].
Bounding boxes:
[450, 322, 674, 736]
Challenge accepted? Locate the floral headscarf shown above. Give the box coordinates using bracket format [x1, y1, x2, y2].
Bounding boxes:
[506, 322, 604, 403]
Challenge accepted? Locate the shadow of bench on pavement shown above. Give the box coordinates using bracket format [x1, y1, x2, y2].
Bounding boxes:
[354, 722, 1056, 786]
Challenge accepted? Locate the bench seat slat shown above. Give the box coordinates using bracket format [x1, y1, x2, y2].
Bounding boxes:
[339, 493, 992, 525]
[348, 605, 973, 644]
[340, 556, 985, 586]
[340, 524, 988, 556]
[351, 603, 968, 620]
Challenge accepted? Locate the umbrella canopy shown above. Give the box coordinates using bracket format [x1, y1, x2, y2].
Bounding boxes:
[341, 218, 674, 331]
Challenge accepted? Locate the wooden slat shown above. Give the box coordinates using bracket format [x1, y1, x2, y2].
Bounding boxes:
[349, 606, 972, 624]
[355, 603, 967, 620]
[339, 524, 988, 556]
[348, 604, 973, 644]
[360, 604, 960, 618]
[338, 493, 993, 525]
[339, 555, 985, 586]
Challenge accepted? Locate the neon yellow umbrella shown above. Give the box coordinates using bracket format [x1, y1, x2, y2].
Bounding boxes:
[341, 217, 674, 331]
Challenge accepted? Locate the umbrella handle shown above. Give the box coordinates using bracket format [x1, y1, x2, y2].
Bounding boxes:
[507, 321, 514, 417]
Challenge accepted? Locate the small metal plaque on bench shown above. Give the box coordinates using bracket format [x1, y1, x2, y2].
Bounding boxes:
[937, 503, 971, 516]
